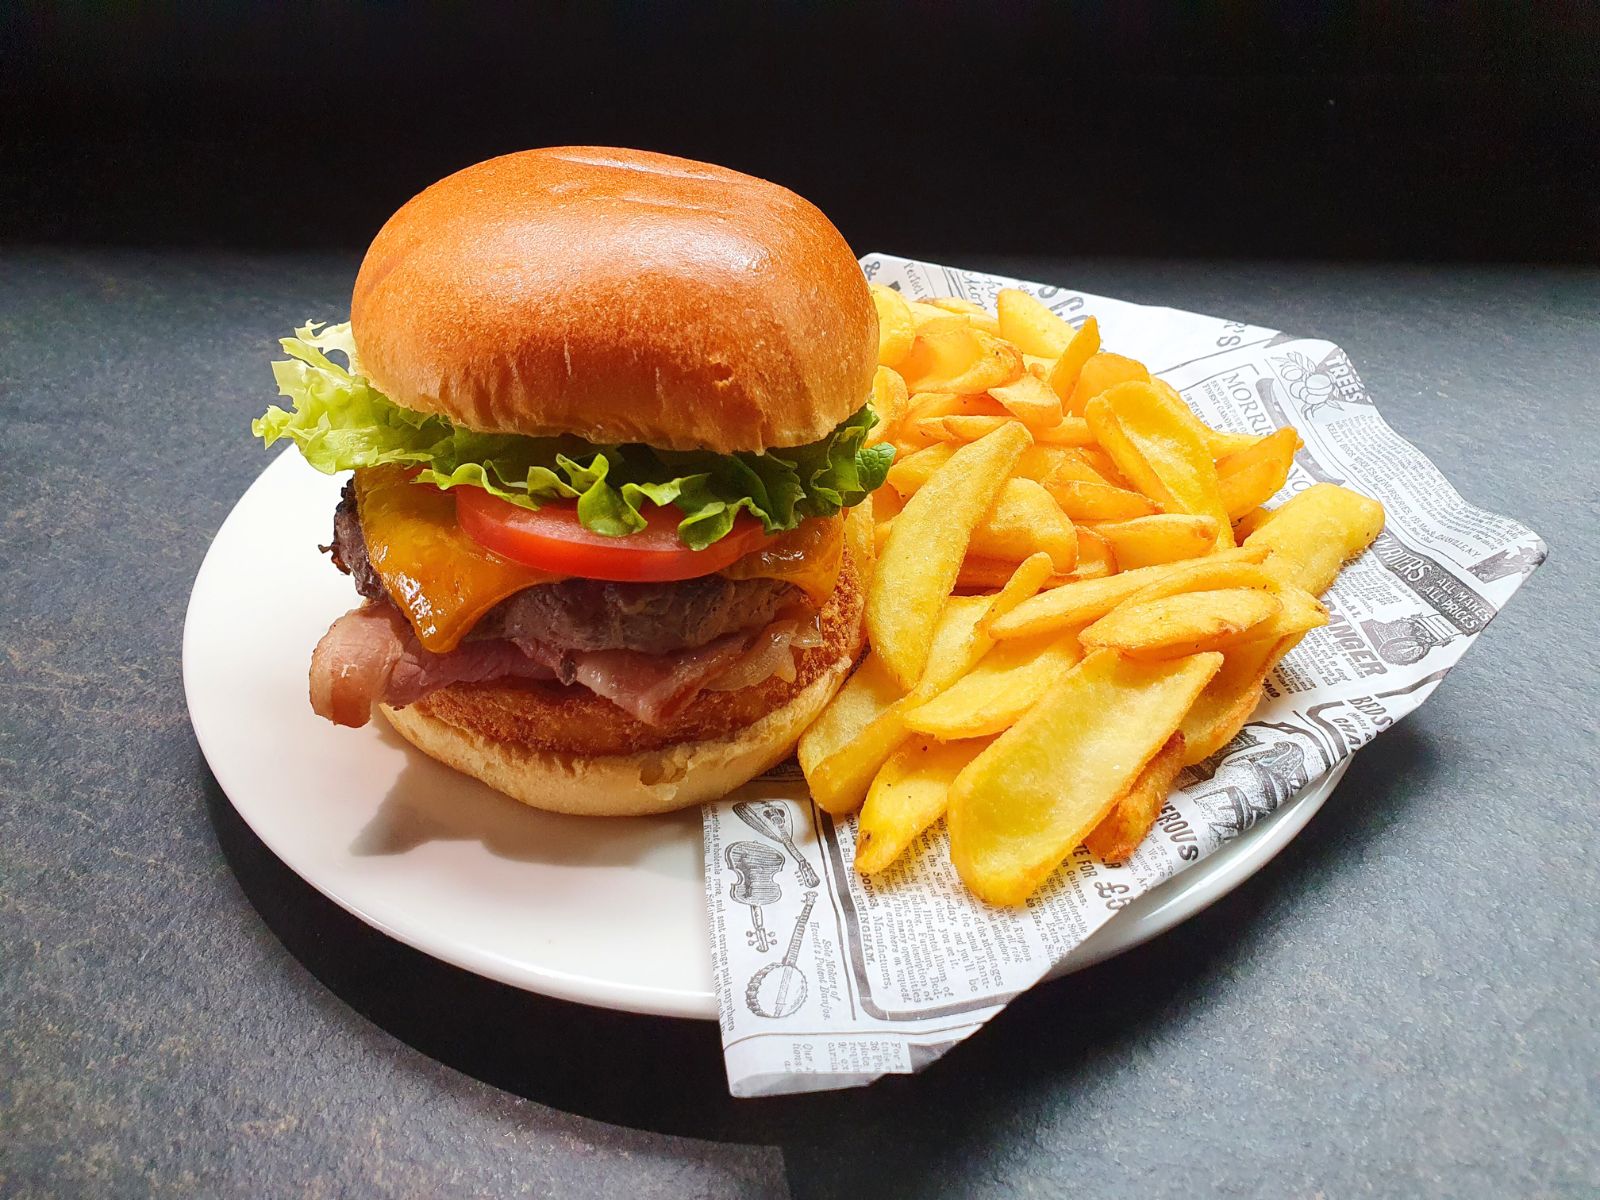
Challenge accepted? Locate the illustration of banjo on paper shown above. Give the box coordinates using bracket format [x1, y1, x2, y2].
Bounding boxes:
[746, 891, 817, 1018]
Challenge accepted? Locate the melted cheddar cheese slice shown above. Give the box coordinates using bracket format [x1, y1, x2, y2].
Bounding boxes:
[721, 514, 843, 607]
[354, 466, 560, 653]
[354, 466, 846, 653]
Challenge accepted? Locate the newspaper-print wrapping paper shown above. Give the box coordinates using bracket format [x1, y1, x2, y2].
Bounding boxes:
[702, 254, 1546, 1098]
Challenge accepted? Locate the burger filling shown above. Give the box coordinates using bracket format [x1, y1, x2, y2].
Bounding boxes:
[312, 477, 834, 728]
[256, 322, 890, 731]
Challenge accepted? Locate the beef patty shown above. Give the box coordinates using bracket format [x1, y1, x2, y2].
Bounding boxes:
[327, 482, 801, 655]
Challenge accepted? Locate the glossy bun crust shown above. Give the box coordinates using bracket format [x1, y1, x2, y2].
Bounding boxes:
[350, 147, 877, 454]
[377, 538, 867, 815]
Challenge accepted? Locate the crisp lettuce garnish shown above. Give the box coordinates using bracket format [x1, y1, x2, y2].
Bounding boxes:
[253, 322, 893, 550]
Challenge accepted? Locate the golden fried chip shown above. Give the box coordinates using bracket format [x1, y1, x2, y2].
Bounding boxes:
[1176, 633, 1302, 765]
[1046, 316, 1101, 403]
[1086, 382, 1233, 548]
[1065, 351, 1149, 415]
[856, 736, 991, 875]
[869, 284, 917, 368]
[1085, 513, 1219, 569]
[996, 288, 1075, 357]
[1044, 478, 1160, 521]
[798, 653, 907, 814]
[903, 631, 1084, 740]
[1216, 427, 1300, 517]
[869, 366, 909, 445]
[989, 547, 1268, 639]
[922, 296, 1001, 334]
[1084, 733, 1187, 863]
[885, 442, 955, 496]
[989, 372, 1065, 429]
[969, 478, 1079, 571]
[947, 649, 1223, 904]
[1244, 482, 1385, 595]
[1080, 587, 1283, 659]
[901, 327, 1025, 394]
[868, 422, 1033, 687]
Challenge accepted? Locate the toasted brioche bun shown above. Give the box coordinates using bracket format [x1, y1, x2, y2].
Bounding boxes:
[350, 146, 877, 454]
[378, 536, 867, 815]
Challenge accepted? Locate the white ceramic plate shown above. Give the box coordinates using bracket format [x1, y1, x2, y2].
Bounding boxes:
[186, 452, 1347, 1020]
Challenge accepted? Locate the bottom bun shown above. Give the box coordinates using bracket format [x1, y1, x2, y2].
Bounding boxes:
[379, 656, 852, 816]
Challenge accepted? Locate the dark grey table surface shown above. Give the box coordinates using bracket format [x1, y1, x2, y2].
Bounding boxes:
[2, 248, 1595, 1199]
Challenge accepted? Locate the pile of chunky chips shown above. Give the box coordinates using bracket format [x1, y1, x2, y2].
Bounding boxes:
[798, 286, 1385, 905]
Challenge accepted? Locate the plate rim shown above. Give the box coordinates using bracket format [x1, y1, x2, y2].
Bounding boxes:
[187, 451, 1348, 1020]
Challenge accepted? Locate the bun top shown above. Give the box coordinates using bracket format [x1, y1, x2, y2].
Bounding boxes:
[350, 147, 877, 453]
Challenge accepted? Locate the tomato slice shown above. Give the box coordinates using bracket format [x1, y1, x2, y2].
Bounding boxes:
[455, 487, 772, 582]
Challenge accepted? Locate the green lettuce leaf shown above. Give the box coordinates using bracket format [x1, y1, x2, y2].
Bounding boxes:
[253, 322, 893, 550]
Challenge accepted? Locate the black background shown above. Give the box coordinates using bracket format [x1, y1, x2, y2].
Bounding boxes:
[5, 2, 1598, 262]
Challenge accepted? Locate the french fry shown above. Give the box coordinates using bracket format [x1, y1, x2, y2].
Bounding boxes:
[908, 391, 1000, 421]
[891, 391, 967, 454]
[874, 520, 893, 557]
[1150, 380, 1261, 458]
[869, 366, 909, 444]
[969, 478, 1078, 572]
[1216, 426, 1299, 517]
[1086, 382, 1233, 548]
[800, 562, 1050, 818]
[901, 327, 978, 390]
[922, 296, 1001, 334]
[901, 327, 1025, 394]
[903, 632, 1084, 740]
[1032, 418, 1097, 446]
[1078, 446, 1130, 487]
[1044, 478, 1159, 521]
[924, 414, 1094, 447]
[886, 442, 954, 496]
[1080, 587, 1283, 659]
[977, 553, 1056, 634]
[1116, 553, 1274, 609]
[1065, 351, 1149, 415]
[868, 422, 1033, 687]
[1250, 584, 1329, 642]
[912, 409, 1012, 445]
[856, 736, 991, 875]
[846, 495, 877, 590]
[1205, 428, 1264, 458]
[909, 595, 995, 701]
[1244, 482, 1385, 595]
[1030, 448, 1113, 488]
[1023, 354, 1056, 380]
[797, 653, 907, 814]
[989, 547, 1268, 640]
[1073, 526, 1117, 578]
[1176, 634, 1299, 765]
[869, 284, 917, 369]
[989, 372, 1064, 429]
[1231, 505, 1275, 540]
[956, 555, 1066, 591]
[1084, 733, 1186, 863]
[947, 649, 1223, 905]
[996, 288, 1075, 357]
[907, 300, 969, 334]
[872, 485, 905, 524]
[1086, 513, 1220, 569]
[1046, 316, 1101, 403]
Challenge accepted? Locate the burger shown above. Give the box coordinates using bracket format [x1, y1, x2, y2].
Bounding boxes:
[252, 147, 889, 816]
